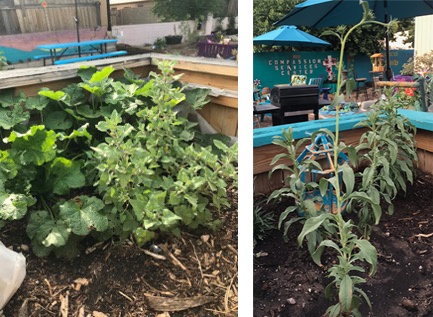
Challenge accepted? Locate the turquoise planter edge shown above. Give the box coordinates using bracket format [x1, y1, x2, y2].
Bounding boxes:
[253, 109, 433, 147]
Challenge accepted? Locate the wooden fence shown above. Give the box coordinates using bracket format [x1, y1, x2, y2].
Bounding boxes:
[253, 111, 433, 194]
[0, 0, 100, 35]
[197, 42, 237, 59]
[0, 53, 238, 137]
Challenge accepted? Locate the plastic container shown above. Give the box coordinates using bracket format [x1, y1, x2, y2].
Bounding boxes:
[0, 241, 26, 310]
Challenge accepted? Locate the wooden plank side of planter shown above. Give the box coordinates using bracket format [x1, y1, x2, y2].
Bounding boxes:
[0, 57, 153, 91]
[254, 170, 284, 196]
[420, 150, 433, 175]
[253, 127, 369, 175]
[416, 129, 433, 153]
[198, 102, 238, 137]
[2, 53, 238, 138]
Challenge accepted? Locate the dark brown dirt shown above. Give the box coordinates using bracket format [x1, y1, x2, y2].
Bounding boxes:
[1, 190, 238, 317]
[254, 170, 433, 317]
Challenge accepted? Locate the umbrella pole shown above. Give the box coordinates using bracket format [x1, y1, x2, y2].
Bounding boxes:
[75, 0, 81, 57]
[384, 1, 393, 80]
[289, 46, 292, 79]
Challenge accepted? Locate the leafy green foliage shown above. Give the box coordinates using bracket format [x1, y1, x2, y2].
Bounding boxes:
[91, 61, 237, 246]
[0, 61, 237, 257]
[266, 4, 414, 315]
[5, 126, 58, 166]
[253, 0, 413, 56]
[268, 127, 336, 257]
[253, 199, 275, 245]
[351, 87, 417, 238]
[153, 0, 229, 21]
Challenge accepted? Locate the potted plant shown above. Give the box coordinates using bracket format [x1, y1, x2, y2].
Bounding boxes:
[231, 48, 238, 62]
[165, 25, 183, 45]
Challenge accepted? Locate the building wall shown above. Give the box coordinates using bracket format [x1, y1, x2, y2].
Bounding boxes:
[112, 16, 236, 46]
[415, 15, 433, 56]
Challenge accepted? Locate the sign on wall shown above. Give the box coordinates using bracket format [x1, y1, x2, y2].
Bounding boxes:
[254, 51, 343, 89]
[253, 49, 414, 91]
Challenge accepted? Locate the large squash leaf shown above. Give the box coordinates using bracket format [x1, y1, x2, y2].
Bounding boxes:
[26, 210, 70, 248]
[0, 193, 36, 220]
[59, 196, 108, 235]
[5, 125, 57, 165]
[0, 105, 30, 130]
[44, 111, 73, 130]
[48, 157, 86, 195]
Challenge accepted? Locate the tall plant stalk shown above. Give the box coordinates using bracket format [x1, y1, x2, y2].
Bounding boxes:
[329, 1, 396, 223]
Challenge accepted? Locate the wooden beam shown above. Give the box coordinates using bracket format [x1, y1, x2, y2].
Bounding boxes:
[253, 127, 370, 175]
[209, 95, 237, 109]
[0, 57, 153, 90]
[415, 129, 433, 153]
[150, 54, 238, 77]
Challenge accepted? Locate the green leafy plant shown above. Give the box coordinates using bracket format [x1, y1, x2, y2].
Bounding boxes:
[350, 88, 417, 238]
[314, 2, 397, 314]
[253, 199, 275, 245]
[268, 128, 337, 257]
[0, 60, 237, 257]
[299, 214, 377, 317]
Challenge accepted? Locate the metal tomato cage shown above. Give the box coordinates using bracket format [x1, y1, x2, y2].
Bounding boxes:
[296, 133, 350, 215]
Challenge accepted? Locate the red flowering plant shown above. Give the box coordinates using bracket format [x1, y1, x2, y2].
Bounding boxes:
[395, 87, 422, 111]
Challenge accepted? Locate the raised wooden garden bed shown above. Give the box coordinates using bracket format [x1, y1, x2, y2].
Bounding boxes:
[253, 110, 433, 316]
[0, 53, 238, 137]
[253, 110, 433, 194]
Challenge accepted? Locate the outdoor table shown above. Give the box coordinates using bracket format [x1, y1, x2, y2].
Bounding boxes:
[369, 70, 384, 84]
[37, 39, 118, 65]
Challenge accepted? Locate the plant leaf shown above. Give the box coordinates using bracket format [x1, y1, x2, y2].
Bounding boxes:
[0, 193, 36, 220]
[5, 126, 57, 165]
[339, 275, 353, 312]
[44, 111, 73, 130]
[59, 196, 108, 235]
[48, 157, 86, 195]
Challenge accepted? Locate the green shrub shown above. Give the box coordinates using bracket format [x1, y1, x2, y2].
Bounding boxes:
[0, 60, 237, 257]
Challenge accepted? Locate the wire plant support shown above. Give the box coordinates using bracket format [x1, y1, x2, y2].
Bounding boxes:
[296, 133, 350, 216]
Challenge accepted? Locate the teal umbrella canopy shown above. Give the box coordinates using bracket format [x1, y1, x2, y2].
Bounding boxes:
[274, 0, 433, 28]
[274, 0, 433, 79]
[253, 25, 331, 47]
[253, 25, 330, 78]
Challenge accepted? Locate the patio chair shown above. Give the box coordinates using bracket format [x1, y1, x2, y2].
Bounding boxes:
[291, 75, 307, 86]
[318, 74, 331, 100]
[254, 87, 272, 122]
[352, 68, 368, 101]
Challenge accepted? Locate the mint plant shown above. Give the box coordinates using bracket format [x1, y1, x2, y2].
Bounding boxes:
[92, 61, 237, 245]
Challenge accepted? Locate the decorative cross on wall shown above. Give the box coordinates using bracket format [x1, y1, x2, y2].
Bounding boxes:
[322, 55, 337, 80]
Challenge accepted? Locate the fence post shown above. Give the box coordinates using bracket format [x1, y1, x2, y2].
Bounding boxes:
[419, 77, 428, 112]
[95, 1, 101, 27]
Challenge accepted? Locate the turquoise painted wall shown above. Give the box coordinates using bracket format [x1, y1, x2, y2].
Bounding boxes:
[253, 49, 414, 89]
[0, 46, 46, 64]
[0, 45, 103, 64]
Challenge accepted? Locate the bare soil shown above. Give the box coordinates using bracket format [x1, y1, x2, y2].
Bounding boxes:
[1, 191, 238, 317]
[254, 170, 433, 317]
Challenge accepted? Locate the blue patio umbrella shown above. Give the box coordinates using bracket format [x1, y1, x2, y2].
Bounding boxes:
[253, 25, 331, 77]
[274, 0, 433, 80]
